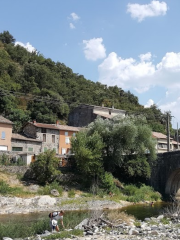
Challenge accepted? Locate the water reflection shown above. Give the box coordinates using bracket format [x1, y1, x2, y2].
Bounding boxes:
[120, 202, 170, 220]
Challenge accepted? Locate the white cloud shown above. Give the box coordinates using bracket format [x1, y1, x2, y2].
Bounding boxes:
[98, 52, 155, 90]
[139, 52, 152, 62]
[70, 23, 75, 29]
[83, 38, 106, 61]
[15, 41, 36, 53]
[98, 51, 180, 93]
[70, 12, 80, 21]
[144, 99, 154, 108]
[127, 1, 168, 22]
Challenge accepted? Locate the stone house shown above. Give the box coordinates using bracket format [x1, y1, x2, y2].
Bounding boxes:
[23, 121, 60, 154]
[11, 133, 42, 155]
[152, 131, 180, 153]
[68, 104, 126, 127]
[22, 121, 80, 156]
[0, 115, 13, 151]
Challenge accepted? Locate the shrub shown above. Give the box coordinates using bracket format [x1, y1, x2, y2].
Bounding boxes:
[30, 150, 61, 185]
[38, 181, 63, 196]
[0, 153, 9, 165]
[0, 180, 12, 194]
[123, 184, 138, 196]
[100, 172, 115, 191]
[68, 189, 75, 198]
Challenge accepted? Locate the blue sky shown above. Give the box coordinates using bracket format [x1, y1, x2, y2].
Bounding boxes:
[1, 0, 180, 127]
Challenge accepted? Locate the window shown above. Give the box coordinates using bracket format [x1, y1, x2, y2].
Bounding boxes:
[1, 131, 5, 139]
[65, 132, 68, 136]
[28, 147, 33, 152]
[52, 135, 55, 143]
[44, 147, 47, 152]
[62, 148, 66, 154]
[12, 147, 23, 151]
[72, 133, 76, 137]
[65, 137, 70, 144]
[43, 134, 46, 142]
[41, 128, 46, 133]
[158, 143, 167, 149]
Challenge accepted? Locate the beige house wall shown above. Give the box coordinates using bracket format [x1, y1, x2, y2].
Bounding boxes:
[0, 124, 12, 151]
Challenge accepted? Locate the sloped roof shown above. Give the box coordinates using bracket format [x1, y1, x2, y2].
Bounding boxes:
[30, 122, 59, 130]
[56, 125, 80, 132]
[152, 131, 173, 139]
[0, 116, 13, 124]
[172, 140, 180, 145]
[12, 133, 42, 142]
[28, 122, 80, 132]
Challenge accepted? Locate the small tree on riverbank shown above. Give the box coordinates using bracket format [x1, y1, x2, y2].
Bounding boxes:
[30, 150, 60, 185]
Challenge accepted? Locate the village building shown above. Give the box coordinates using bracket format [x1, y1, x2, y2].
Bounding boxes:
[0, 116, 13, 151]
[152, 131, 180, 153]
[22, 120, 80, 156]
[68, 104, 126, 127]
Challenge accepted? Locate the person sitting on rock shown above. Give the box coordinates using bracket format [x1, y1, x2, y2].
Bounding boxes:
[49, 210, 65, 232]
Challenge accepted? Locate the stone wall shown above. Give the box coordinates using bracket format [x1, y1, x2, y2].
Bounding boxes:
[23, 123, 36, 138]
[11, 139, 42, 154]
[150, 150, 180, 197]
[68, 106, 96, 127]
[0, 165, 29, 174]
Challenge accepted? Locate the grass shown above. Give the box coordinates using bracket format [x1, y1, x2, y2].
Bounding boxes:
[68, 189, 75, 198]
[38, 181, 63, 196]
[106, 211, 135, 226]
[0, 211, 90, 239]
[0, 180, 34, 197]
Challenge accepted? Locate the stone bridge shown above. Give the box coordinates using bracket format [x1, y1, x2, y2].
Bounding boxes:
[150, 150, 180, 199]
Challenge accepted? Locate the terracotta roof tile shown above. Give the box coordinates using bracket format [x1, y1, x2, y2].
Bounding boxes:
[152, 131, 173, 139]
[0, 116, 13, 124]
[12, 133, 42, 142]
[30, 122, 80, 132]
[57, 125, 80, 132]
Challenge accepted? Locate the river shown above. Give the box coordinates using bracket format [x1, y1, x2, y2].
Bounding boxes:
[0, 202, 170, 225]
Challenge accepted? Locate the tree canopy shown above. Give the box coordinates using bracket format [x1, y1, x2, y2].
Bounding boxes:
[0, 31, 169, 134]
[72, 116, 156, 185]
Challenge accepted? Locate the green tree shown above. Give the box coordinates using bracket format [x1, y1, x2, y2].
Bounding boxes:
[71, 130, 104, 183]
[30, 150, 61, 185]
[0, 31, 15, 44]
[87, 116, 156, 178]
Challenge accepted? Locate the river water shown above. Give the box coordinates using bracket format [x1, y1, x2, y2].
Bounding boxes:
[0, 202, 170, 225]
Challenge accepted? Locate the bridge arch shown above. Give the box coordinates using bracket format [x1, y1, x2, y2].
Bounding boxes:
[165, 168, 180, 197]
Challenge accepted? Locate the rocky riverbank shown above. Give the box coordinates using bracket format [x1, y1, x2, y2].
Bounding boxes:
[3, 213, 180, 240]
[0, 195, 132, 214]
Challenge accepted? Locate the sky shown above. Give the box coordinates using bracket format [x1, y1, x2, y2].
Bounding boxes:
[1, 0, 180, 128]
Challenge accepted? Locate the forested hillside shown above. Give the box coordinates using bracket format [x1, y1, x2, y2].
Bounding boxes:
[0, 31, 167, 133]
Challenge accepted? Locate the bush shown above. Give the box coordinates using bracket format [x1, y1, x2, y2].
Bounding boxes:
[100, 172, 115, 191]
[123, 184, 138, 196]
[68, 189, 75, 198]
[0, 153, 9, 165]
[38, 181, 63, 196]
[0, 180, 12, 194]
[30, 150, 61, 184]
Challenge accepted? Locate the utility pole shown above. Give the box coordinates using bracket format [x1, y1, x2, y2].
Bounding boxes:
[167, 112, 170, 152]
[177, 122, 179, 150]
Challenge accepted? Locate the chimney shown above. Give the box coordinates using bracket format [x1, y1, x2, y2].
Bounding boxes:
[56, 120, 59, 125]
[102, 104, 104, 107]
[33, 120, 36, 124]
